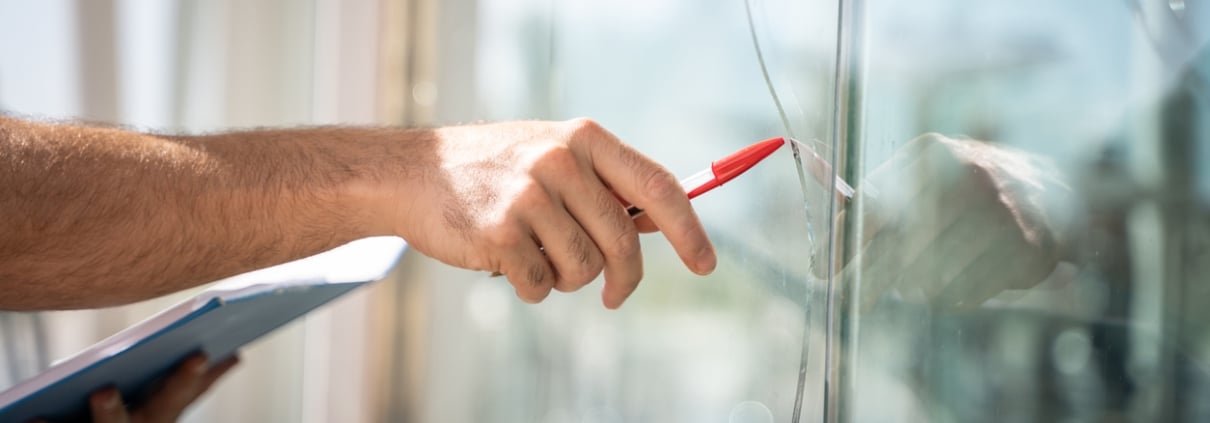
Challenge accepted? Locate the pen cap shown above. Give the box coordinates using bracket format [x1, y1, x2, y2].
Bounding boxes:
[710, 137, 785, 183]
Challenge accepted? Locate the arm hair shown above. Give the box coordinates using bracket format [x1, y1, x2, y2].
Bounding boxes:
[0, 115, 432, 310]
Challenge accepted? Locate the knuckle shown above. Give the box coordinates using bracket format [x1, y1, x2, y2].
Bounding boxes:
[584, 258, 605, 283]
[564, 118, 616, 153]
[595, 187, 627, 216]
[923, 138, 960, 163]
[921, 147, 968, 184]
[913, 132, 949, 147]
[522, 180, 552, 204]
[566, 259, 605, 288]
[563, 235, 603, 287]
[608, 230, 641, 259]
[639, 168, 681, 202]
[616, 144, 649, 175]
[525, 263, 549, 288]
[569, 230, 595, 264]
[567, 117, 603, 135]
[510, 262, 553, 303]
[537, 145, 581, 176]
[513, 181, 553, 212]
[558, 269, 595, 292]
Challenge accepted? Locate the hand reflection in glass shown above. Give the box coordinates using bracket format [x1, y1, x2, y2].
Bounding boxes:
[841, 133, 1075, 311]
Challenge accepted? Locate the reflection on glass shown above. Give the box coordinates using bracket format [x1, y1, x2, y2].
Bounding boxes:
[408, 0, 841, 421]
[834, 0, 1210, 421]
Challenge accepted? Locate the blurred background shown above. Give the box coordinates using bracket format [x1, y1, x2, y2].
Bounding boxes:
[1, 0, 1208, 422]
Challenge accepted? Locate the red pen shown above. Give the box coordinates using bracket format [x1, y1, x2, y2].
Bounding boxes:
[627, 137, 786, 217]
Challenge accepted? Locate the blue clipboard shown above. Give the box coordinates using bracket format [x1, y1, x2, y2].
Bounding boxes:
[0, 236, 408, 422]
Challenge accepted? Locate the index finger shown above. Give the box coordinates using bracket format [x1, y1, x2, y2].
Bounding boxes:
[574, 119, 716, 276]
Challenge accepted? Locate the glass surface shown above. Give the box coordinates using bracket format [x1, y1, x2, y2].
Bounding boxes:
[413, 0, 842, 421]
[834, 0, 1210, 421]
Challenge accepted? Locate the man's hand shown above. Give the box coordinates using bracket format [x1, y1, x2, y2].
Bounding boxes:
[0, 116, 713, 310]
[389, 119, 716, 308]
[844, 133, 1072, 311]
[31, 354, 239, 423]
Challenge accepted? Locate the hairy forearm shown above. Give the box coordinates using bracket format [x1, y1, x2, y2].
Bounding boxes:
[0, 116, 428, 310]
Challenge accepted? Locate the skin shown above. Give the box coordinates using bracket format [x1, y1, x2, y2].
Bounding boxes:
[2, 115, 716, 421]
[2, 118, 1063, 419]
[82, 355, 239, 423]
[0, 116, 716, 311]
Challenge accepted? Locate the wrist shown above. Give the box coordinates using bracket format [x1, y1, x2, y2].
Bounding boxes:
[348, 127, 442, 239]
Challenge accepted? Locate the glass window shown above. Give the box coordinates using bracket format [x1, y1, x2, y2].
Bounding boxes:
[413, 0, 844, 421]
[834, 0, 1210, 421]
